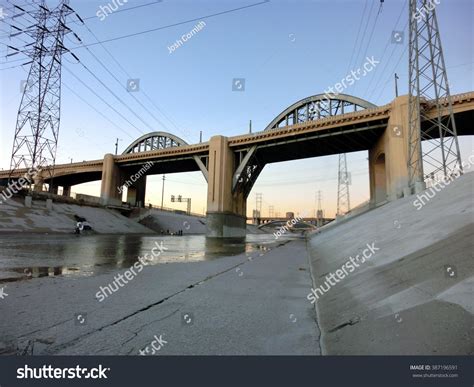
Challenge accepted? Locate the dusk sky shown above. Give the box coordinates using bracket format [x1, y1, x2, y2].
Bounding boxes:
[1, 0, 472, 217]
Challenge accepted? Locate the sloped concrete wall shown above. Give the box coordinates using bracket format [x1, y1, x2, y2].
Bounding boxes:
[307, 172, 473, 355]
[0, 197, 153, 234]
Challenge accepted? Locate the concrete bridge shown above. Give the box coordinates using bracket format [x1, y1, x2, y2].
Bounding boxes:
[2, 92, 473, 237]
[254, 217, 334, 226]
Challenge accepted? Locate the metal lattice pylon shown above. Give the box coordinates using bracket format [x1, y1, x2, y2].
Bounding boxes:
[407, 0, 462, 189]
[337, 154, 351, 215]
[255, 193, 262, 217]
[9, 0, 73, 186]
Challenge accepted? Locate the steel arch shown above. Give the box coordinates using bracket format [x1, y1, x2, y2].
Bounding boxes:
[233, 94, 377, 198]
[122, 131, 189, 154]
[123, 131, 208, 181]
[263, 93, 376, 131]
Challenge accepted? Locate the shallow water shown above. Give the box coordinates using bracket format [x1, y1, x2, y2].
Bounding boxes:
[0, 233, 296, 283]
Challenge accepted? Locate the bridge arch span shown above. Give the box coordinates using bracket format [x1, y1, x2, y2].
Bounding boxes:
[264, 93, 376, 131]
[123, 131, 189, 154]
[122, 131, 209, 184]
[233, 93, 377, 199]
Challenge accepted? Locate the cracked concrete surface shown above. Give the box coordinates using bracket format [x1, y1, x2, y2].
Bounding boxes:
[1, 239, 320, 355]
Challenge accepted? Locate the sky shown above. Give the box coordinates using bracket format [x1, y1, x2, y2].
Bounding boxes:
[0, 0, 473, 217]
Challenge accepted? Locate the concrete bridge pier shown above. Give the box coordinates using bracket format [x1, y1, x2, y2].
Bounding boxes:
[126, 178, 147, 207]
[33, 175, 44, 192]
[206, 135, 247, 238]
[62, 186, 71, 197]
[369, 95, 415, 205]
[100, 153, 122, 206]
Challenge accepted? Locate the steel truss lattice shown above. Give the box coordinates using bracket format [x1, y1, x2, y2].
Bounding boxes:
[9, 0, 74, 187]
[407, 0, 462, 188]
[337, 153, 351, 215]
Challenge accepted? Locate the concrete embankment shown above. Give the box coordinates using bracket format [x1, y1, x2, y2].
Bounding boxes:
[0, 196, 265, 236]
[0, 197, 152, 234]
[133, 208, 207, 234]
[307, 172, 473, 355]
[134, 208, 265, 235]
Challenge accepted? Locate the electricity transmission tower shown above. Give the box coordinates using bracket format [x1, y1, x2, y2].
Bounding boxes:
[8, 0, 75, 188]
[268, 205, 274, 218]
[316, 190, 324, 226]
[255, 193, 262, 216]
[407, 0, 462, 190]
[337, 154, 351, 215]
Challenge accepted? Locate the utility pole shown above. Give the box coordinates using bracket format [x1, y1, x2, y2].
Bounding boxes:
[199, 131, 202, 143]
[161, 175, 165, 209]
[115, 138, 122, 155]
[394, 73, 399, 97]
[337, 154, 351, 216]
[8, 0, 76, 190]
[407, 0, 462, 191]
[249, 120, 252, 134]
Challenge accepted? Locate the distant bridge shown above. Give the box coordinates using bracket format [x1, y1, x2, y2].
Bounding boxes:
[253, 217, 334, 227]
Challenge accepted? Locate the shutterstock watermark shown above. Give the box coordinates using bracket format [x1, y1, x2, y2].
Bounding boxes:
[168, 21, 206, 54]
[413, 0, 440, 22]
[309, 56, 379, 118]
[307, 242, 379, 304]
[413, 154, 474, 210]
[0, 166, 41, 205]
[118, 161, 154, 195]
[96, 0, 128, 21]
[138, 334, 167, 355]
[95, 241, 168, 302]
[17, 365, 110, 379]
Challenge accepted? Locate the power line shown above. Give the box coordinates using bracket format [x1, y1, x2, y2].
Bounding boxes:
[62, 80, 134, 140]
[68, 1, 270, 49]
[73, 58, 154, 132]
[78, 22, 188, 138]
[345, 0, 369, 76]
[352, 1, 384, 94]
[370, 38, 408, 102]
[372, 44, 408, 102]
[62, 6, 191, 136]
[363, 0, 408, 98]
[350, 0, 376, 71]
[79, 0, 164, 21]
[84, 25, 190, 140]
[63, 64, 144, 136]
[75, 32, 165, 134]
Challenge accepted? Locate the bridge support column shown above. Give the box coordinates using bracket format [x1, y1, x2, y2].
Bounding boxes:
[62, 186, 71, 197]
[33, 175, 44, 192]
[126, 177, 147, 207]
[100, 153, 122, 206]
[369, 95, 413, 205]
[206, 135, 246, 238]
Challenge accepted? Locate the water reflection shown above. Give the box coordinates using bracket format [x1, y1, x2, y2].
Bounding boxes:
[0, 233, 287, 284]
